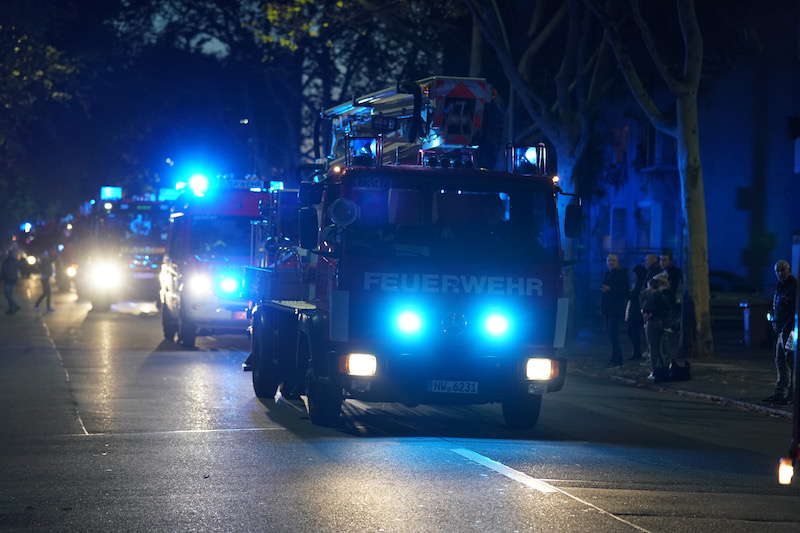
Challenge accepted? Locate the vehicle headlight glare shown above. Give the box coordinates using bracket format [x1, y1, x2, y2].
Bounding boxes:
[188, 274, 212, 295]
[66, 265, 78, 278]
[485, 313, 510, 336]
[526, 358, 554, 380]
[220, 277, 238, 293]
[25, 256, 37, 266]
[91, 261, 122, 289]
[396, 310, 422, 334]
[346, 353, 377, 377]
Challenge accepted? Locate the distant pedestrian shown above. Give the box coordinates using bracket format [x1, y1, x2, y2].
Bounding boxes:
[644, 254, 660, 282]
[764, 260, 796, 405]
[601, 254, 628, 367]
[34, 250, 55, 312]
[625, 264, 647, 361]
[640, 277, 672, 381]
[2, 249, 21, 314]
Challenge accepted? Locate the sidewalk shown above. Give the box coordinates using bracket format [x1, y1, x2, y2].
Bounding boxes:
[565, 326, 792, 418]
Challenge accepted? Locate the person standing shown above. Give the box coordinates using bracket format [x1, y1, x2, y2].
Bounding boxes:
[2, 249, 21, 314]
[626, 264, 647, 361]
[34, 250, 55, 312]
[601, 254, 628, 367]
[644, 253, 660, 282]
[764, 260, 796, 405]
[640, 277, 671, 381]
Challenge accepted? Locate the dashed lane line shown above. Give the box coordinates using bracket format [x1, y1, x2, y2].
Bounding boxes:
[41, 320, 89, 436]
[451, 447, 655, 533]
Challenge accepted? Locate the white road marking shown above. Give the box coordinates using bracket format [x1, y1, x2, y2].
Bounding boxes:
[41, 321, 89, 436]
[64, 426, 287, 437]
[451, 448, 655, 533]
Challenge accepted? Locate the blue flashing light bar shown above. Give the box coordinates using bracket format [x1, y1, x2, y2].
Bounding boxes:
[269, 181, 284, 192]
[100, 186, 123, 200]
[175, 181, 187, 190]
[158, 188, 181, 201]
[249, 187, 263, 193]
[19, 222, 32, 233]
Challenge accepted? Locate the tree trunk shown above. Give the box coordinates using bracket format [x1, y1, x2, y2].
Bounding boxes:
[676, 93, 713, 358]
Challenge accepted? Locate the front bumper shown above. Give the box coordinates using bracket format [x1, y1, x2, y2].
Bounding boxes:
[332, 345, 566, 404]
[184, 297, 249, 334]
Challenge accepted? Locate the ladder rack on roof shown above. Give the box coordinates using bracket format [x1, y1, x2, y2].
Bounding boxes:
[321, 76, 493, 167]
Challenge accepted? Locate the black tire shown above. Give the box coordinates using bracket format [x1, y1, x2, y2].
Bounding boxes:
[306, 376, 342, 427]
[252, 311, 281, 399]
[502, 394, 542, 429]
[178, 313, 197, 348]
[161, 304, 178, 342]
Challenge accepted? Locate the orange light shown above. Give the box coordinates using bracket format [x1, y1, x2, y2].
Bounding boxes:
[779, 457, 794, 485]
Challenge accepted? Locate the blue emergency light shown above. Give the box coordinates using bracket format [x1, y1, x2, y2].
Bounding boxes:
[189, 174, 209, 196]
[19, 222, 32, 233]
[100, 186, 123, 200]
[269, 181, 284, 192]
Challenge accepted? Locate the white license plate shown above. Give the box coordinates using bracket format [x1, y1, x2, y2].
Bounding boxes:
[428, 380, 479, 394]
[132, 272, 156, 279]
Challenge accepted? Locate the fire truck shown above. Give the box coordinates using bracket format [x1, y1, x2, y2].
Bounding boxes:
[74, 188, 171, 311]
[159, 176, 269, 348]
[244, 76, 580, 428]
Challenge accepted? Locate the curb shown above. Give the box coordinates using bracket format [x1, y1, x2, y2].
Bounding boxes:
[570, 366, 792, 419]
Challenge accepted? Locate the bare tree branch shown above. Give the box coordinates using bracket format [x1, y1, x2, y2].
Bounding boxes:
[629, 0, 688, 94]
[676, 0, 703, 90]
[555, 0, 580, 121]
[518, 3, 567, 81]
[584, 0, 677, 136]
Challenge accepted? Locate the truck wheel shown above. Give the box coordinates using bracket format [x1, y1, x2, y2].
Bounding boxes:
[252, 321, 281, 399]
[178, 314, 197, 348]
[161, 305, 178, 342]
[502, 394, 542, 429]
[306, 378, 343, 427]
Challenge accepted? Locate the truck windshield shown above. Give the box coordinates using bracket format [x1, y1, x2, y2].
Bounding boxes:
[100, 206, 169, 247]
[190, 215, 251, 258]
[340, 185, 558, 263]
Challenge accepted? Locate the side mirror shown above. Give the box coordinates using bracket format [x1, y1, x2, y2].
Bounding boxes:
[565, 204, 582, 239]
[298, 207, 319, 249]
[299, 182, 323, 207]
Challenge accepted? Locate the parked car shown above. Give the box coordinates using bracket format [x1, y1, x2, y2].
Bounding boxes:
[709, 270, 770, 346]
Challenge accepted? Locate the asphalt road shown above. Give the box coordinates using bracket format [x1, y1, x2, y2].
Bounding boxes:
[1, 284, 799, 532]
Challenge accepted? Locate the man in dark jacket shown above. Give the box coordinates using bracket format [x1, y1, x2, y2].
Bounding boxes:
[640, 277, 672, 381]
[34, 250, 55, 312]
[764, 260, 796, 405]
[626, 264, 647, 360]
[2, 249, 21, 314]
[645, 254, 661, 283]
[601, 254, 628, 366]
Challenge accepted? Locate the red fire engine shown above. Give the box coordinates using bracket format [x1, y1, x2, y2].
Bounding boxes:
[243, 76, 580, 427]
[159, 176, 270, 348]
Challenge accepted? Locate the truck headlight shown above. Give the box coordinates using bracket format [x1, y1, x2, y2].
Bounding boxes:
[90, 261, 122, 289]
[66, 265, 78, 278]
[188, 273, 213, 295]
[344, 353, 377, 376]
[526, 358, 555, 380]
